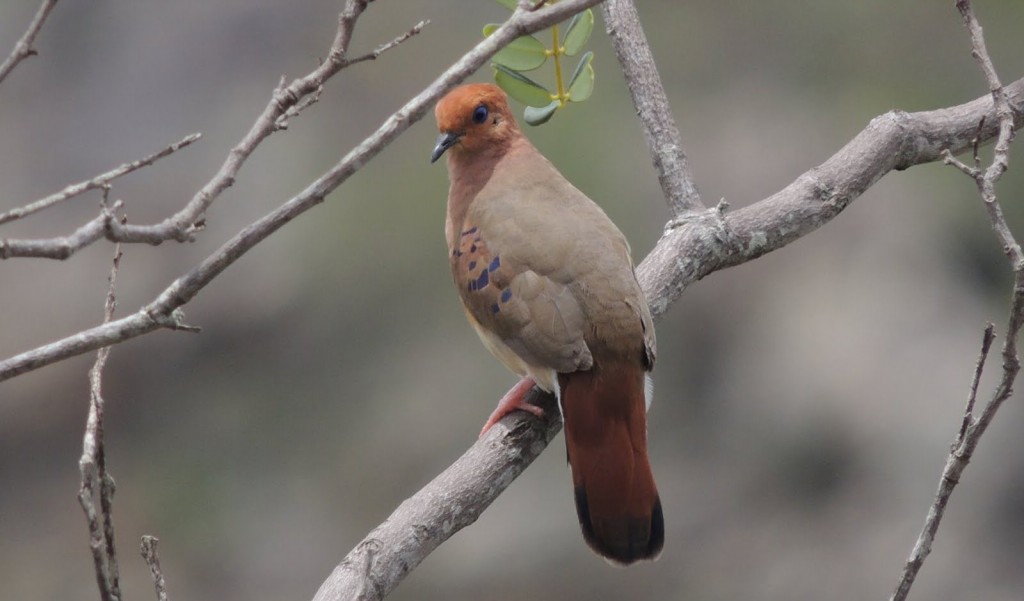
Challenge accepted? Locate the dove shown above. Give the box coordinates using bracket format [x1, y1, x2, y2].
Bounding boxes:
[432, 83, 662, 565]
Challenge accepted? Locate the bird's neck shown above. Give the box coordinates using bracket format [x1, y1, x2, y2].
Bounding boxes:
[444, 136, 527, 247]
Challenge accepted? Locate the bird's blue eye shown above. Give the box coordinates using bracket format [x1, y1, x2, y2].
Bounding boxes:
[472, 104, 489, 124]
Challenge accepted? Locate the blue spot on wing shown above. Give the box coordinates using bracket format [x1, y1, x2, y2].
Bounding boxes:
[468, 269, 489, 292]
[490, 303, 500, 314]
[500, 288, 512, 303]
[488, 256, 500, 272]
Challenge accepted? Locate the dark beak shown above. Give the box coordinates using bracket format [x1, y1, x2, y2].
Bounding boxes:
[431, 131, 462, 163]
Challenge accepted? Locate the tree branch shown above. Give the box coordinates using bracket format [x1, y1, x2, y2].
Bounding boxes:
[601, 0, 703, 216]
[0, 0, 59, 85]
[640, 76, 1024, 318]
[312, 389, 561, 601]
[0, 0, 425, 262]
[890, 3, 1020, 599]
[140, 536, 171, 601]
[345, 20, 429, 66]
[0, 133, 200, 228]
[78, 244, 123, 601]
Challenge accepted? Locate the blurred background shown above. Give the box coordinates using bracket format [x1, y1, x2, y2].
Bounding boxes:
[2, 1, 1024, 600]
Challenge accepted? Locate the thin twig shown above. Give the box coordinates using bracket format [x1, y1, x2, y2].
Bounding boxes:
[140, 536, 170, 601]
[0, 133, 200, 227]
[78, 244, 123, 601]
[941, 148, 981, 178]
[890, 3, 1020, 600]
[0, 0, 60, 85]
[972, 115, 985, 171]
[115, 0, 395, 245]
[274, 81, 323, 130]
[959, 1, 1019, 255]
[344, 20, 429, 66]
[959, 323, 995, 442]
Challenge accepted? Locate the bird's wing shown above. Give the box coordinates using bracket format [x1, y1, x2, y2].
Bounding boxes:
[451, 219, 593, 375]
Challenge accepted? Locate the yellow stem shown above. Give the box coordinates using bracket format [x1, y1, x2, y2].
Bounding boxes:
[551, 25, 566, 106]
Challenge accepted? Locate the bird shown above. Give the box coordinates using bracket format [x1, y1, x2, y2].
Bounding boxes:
[431, 83, 662, 565]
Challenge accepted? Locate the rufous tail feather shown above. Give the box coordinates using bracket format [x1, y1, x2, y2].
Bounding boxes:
[559, 364, 663, 565]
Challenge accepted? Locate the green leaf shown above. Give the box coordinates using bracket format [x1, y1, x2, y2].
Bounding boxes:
[523, 100, 560, 126]
[493, 65, 553, 107]
[561, 9, 594, 56]
[495, 0, 518, 10]
[567, 51, 594, 102]
[484, 24, 547, 71]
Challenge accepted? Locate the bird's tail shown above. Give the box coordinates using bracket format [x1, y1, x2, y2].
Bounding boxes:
[559, 364, 663, 565]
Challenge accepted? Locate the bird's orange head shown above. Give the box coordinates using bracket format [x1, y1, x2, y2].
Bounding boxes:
[431, 83, 520, 163]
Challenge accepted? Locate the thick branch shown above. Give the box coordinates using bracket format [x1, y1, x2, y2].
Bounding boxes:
[0, 0, 59, 85]
[0, 0, 608, 383]
[639, 76, 1024, 318]
[312, 390, 561, 601]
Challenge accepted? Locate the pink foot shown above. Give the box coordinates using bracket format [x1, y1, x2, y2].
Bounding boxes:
[480, 377, 546, 437]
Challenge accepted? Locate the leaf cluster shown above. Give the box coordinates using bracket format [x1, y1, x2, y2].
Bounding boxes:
[485, 0, 595, 125]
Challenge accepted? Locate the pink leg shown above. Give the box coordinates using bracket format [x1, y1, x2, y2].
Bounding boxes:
[480, 377, 546, 436]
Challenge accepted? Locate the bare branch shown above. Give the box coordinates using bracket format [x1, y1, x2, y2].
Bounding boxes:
[959, 323, 995, 442]
[274, 80, 323, 130]
[311, 389, 562, 601]
[140, 536, 170, 601]
[0, 0, 608, 383]
[955, 0, 1019, 262]
[890, 3, 1020, 600]
[78, 244, 123, 601]
[1, 0, 419, 261]
[601, 0, 703, 216]
[0, 133, 201, 227]
[118, 0, 407, 246]
[941, 147, 982, 178]
[345, 20, 429, 66]
[2, 212, 108, 260]
[640, 76, 1023, 318]
[0, 0, 60, 85]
